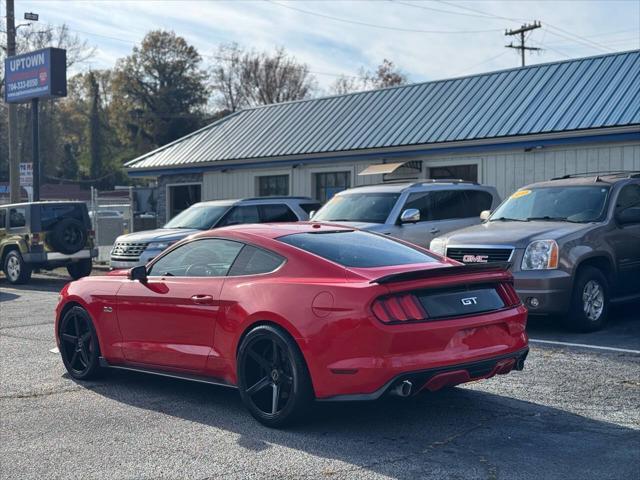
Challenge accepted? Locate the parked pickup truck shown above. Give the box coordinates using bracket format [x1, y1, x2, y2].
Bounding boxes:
[429, 172, 640, 331]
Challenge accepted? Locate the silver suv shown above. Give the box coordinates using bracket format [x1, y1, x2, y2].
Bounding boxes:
[110, 197, 320, 268]
[311, 180, 500, 247]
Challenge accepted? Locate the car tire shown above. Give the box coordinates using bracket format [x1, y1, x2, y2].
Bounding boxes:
[3, 250, 32, 285]
[49, 218, 87, 255]
[67, 259, 93, 280]
[567, 266, 609, 332]
[237, 325, 313, 428]
[59, 306, 102, 380]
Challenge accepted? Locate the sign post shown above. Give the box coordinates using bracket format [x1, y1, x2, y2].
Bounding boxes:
[4, 47, 67, 201]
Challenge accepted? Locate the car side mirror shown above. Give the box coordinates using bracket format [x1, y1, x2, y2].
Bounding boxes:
[128, 265, 148, 282]
[400, 208, 420, 223]
[480, 210, 491, 221]
[616, 207, 640, 225]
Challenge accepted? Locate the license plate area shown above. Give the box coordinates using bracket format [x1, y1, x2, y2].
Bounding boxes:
[417, 286, 505, 319]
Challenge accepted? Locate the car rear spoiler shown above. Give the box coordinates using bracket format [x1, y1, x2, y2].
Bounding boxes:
[371, 262, 512, 284]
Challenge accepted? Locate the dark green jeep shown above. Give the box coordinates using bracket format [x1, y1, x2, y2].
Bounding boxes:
[0, 201, 97, 285]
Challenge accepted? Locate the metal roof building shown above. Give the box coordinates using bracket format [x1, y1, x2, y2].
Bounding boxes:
[126, 51, 640, 222]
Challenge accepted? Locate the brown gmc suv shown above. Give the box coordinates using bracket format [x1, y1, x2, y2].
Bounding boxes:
[430, 172, 640, 332]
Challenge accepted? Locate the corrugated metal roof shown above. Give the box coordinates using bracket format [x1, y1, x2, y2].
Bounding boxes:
[127, 50, 640, 171]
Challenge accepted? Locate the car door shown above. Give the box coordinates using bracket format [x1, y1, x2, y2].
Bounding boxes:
[218, 205, 260, 227]
[392, 190, 480, 247]
[609, 183, 640, 295]
[258, 204, 299, 222]
[115, 238, 244, 371]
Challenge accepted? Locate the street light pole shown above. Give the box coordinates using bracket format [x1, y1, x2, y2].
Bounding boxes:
[6, 0, 20, 203]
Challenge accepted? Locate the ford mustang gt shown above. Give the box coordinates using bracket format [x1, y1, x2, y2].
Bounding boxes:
[55, 223, 528, 427]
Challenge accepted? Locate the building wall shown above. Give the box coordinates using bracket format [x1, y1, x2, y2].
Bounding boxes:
[156, 140, 640, 220]
[201, 141, 640, 202]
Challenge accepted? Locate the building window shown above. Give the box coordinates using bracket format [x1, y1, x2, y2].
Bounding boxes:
[314, 171, 351, 203]
[257, 175, 289, 197]
[429, 164, 478, 182]
[168, 184, 201, 220]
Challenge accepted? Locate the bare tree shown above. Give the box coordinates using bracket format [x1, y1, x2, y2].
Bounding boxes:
[211, 44, 316, 111]
[330, 59, 408, 95]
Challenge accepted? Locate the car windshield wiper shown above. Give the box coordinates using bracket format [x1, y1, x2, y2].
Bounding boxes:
[525, 216, 573, 222]
[490, 217, 529, 222]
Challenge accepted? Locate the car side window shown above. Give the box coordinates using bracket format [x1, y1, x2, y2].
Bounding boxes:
[228, 245, 285, 276]
[429, 190, 470, 220]
[9, 208, 26, 228]
[0, 209, 6, 229]
[259, 204, 298, 222]
[403, 192, 431, 222]
[148, 239, 244, 277]
[616, 184, 640, 211]
[464, 190, 494, 217]
[219, 206, 260, 227]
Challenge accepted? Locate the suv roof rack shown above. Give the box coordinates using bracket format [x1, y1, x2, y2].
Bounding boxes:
[241, 196, 312, 202]
[551, 171, 640, 181]
[348, 178, 479, 190]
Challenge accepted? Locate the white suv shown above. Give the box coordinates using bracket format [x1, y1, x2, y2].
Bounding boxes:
[312, 180, 500, 248]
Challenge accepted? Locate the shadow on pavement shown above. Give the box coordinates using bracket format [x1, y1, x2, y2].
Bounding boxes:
[83, 369, 639, 480]
[0, 275, 70, 293]
[527, 300, 640, 351]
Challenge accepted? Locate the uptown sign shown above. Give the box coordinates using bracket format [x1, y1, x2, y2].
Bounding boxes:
[4, 47, 67, 103]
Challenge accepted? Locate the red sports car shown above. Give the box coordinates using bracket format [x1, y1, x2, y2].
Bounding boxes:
[55, 223, 528, 427]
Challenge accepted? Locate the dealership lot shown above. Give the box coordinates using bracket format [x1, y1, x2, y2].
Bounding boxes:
[1, 273, 639, 480]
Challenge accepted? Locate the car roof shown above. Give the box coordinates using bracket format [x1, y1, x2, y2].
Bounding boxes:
[199, 222, 353, 240]
[525, 172, 640, 189]
[335, 180, 487, 195]
[1, 201, 86, 208]
[193, 196, 315, 207]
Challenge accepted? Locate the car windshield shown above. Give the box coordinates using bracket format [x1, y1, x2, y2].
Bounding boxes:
[164, 205, 230, 230]
[278, 230, 437, 267]
[312, 193, 400, 223]
[490, 186, 610, 223]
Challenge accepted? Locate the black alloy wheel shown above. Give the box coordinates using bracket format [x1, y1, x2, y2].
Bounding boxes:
[237, 325, 312, 428]
[59, 306, 102, 380]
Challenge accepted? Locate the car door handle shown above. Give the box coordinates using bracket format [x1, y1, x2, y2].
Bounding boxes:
[429, 228, 440, 234]
[191, 294, 214, 305]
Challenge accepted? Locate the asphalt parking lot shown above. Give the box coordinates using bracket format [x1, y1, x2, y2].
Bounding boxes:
[1, 272, 639, 480]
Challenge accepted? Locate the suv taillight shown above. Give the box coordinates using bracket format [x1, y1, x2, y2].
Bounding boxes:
[88, 229, 95, 238]
[30, 233, 42, 245]
[497, 282, 521, 306]
[372, 294, 427, 324]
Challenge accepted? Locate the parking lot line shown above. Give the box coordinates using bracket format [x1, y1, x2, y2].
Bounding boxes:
[529, 338, 640, 355]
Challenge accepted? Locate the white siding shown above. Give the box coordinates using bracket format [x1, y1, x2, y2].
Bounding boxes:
[202, 141, 640, 201]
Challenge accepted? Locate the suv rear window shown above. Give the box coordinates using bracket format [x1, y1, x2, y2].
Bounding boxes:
[300, 202, 321, 215]
[39, 204, 86, 230]
[278, 230, 436, 267]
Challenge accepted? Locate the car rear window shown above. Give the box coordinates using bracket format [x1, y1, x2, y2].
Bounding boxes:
[278, 230, 436, 267]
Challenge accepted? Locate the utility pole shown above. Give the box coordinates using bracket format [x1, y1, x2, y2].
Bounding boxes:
[505, 21, 542, 67]
[6, 0, 20, 202]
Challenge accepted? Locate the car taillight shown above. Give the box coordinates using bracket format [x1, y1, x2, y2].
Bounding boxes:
[497, 282, 521, 306]
[372, 294, 427, 324]
[30, 233, 42, 245]
[88, 229, 95, 238]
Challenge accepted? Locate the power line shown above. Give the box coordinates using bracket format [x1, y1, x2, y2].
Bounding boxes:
[266, 0, 503, 34]
[388, 0, 502, 20]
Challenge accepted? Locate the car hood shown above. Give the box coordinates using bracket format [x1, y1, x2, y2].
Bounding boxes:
[439, 221, 588, 247]
[115, 228, 201, 243]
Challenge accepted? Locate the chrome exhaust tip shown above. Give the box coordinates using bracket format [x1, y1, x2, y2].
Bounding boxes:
[390, 380, 413, 397]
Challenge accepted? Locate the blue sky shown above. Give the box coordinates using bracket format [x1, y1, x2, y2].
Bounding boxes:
[5, 0, 640, 91]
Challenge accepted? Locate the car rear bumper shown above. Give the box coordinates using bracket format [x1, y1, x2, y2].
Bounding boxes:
[319, 347, 529, 401]
[312, 305, 529, 399]
[23, 248, 97, 263]
[513, 269, 573, 314]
